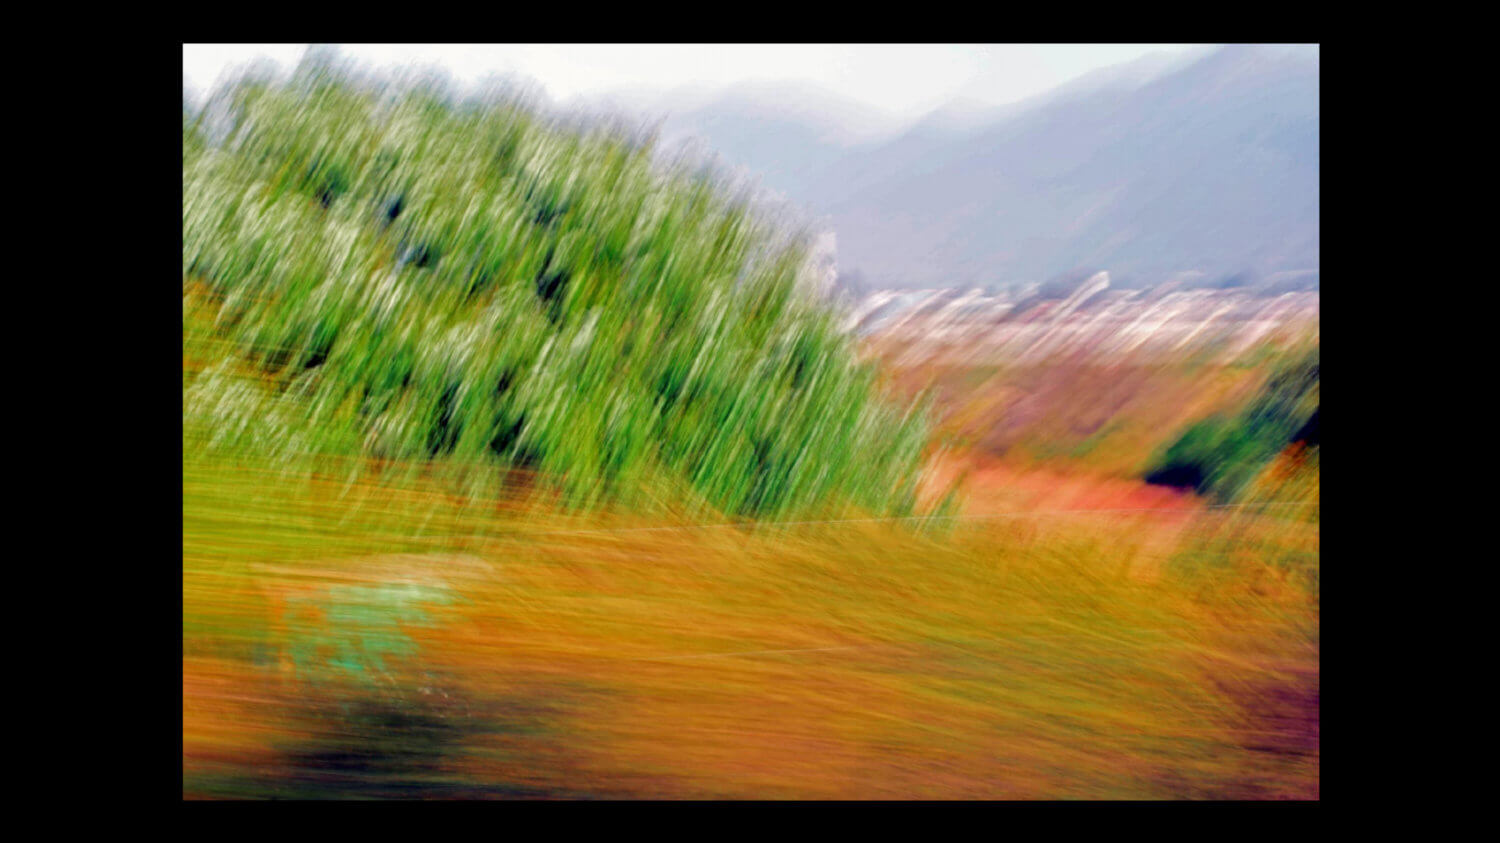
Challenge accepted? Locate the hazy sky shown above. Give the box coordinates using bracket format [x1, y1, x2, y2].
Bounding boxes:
[183, 44, 1207, 119]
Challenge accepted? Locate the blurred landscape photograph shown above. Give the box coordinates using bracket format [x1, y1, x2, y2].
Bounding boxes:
[182, 43, 1319, 800]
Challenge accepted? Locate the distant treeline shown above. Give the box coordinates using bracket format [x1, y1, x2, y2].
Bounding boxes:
[834, 267, 1319, 299]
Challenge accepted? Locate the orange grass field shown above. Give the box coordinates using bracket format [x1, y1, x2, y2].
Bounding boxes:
[183, 441, 1318, 799]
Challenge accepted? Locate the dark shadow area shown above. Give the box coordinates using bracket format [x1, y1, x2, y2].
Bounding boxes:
[189, 676, 611, 799]
[534, 250, 570, 324]
[1144, 463, 1207, 492]
[1291, 408, 1318, 447]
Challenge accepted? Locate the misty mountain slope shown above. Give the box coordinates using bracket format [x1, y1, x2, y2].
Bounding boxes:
[646, 81, 905, 200]
[633, 45, 1318, 289]
[821, 45, 1318, 288]
[797, 48, 1210, 209]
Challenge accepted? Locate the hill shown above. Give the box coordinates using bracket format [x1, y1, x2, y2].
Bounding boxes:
[637, 45, 1319, 289]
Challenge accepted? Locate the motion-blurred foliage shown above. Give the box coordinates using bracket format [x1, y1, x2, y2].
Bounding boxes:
[1145, 346, 1319, 503]
[183, 59, 942, 519]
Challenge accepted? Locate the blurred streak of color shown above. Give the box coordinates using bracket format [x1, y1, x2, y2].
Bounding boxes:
[184, 56, 1316, 800]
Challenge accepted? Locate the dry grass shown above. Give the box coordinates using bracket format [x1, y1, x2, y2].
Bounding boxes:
[184, 446, 1317, 799]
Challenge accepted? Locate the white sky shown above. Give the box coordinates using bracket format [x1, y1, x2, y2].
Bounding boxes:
[183, 44, 1207, 120]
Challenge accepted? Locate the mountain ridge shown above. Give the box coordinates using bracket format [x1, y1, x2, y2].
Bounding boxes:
[579, 45, 1319, 290]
